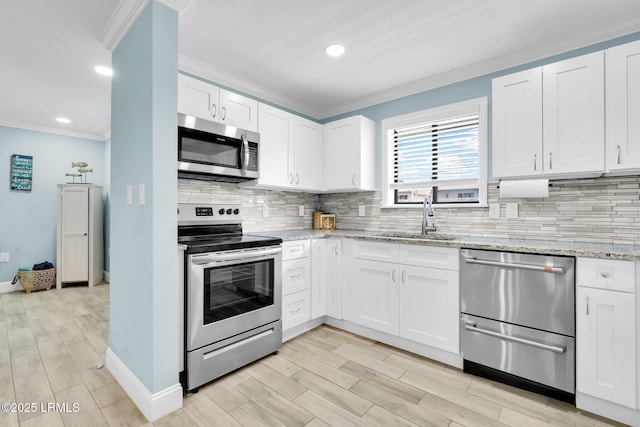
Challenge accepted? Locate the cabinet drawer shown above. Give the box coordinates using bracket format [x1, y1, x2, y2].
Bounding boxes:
[577, 258, 635, 293]
[282, 290, 311, 330]
[282, 240, 310, 261]
[398, 244, 459, 271]
[282, 258, 310, 295]
[352, 241, 398, 262]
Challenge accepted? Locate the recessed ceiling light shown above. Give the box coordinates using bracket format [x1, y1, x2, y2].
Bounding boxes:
[325, 44, 345, 57]
[56, 117, 71, 124]
[94, 65, 113, 77]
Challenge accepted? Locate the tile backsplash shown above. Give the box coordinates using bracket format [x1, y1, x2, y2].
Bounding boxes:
[180, 176, 640, 245]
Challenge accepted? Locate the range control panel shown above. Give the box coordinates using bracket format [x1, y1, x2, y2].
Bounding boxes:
[178, 203, 242, 224]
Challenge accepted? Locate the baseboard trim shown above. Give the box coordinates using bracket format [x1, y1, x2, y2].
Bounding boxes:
[0, 280, 22, 294]
[106, 348, 182, 422]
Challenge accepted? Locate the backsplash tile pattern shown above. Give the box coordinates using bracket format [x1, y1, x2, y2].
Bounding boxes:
[178, 179, 319, 231]
[319, 176, 640, 245]
[179, 176, 640, 245]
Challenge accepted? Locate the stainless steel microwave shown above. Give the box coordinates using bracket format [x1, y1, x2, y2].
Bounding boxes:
[178, 113, 259, 182]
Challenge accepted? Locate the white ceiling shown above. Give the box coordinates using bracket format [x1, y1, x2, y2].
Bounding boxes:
[2, 0, 640, 141]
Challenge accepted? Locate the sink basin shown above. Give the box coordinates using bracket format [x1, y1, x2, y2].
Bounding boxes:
[377, 232, 456, 241]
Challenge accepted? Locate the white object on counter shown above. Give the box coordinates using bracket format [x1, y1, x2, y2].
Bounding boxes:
[499, 178, 549, 198]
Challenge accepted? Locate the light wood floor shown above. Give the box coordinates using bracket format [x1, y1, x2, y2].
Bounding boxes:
[0, 284, 628, 427]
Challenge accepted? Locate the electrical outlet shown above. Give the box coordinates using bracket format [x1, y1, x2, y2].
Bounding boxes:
[298, 205, 304, 216]
[489, 203, 500, 219]
[126, 185, 133, 206]
[358, 205, 366, 217]
[262, 204, 269, 218]
[139, 183, 145, 205]
[506, 203, 519, 219]
[0, 252, 9, 263]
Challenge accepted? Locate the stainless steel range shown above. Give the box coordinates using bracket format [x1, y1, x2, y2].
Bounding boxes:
[178, 203, 282, 393]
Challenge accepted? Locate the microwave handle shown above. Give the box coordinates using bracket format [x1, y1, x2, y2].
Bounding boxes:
[240, 134, 249, 176]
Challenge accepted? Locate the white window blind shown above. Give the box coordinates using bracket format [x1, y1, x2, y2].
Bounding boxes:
[392, 113, 479, 191]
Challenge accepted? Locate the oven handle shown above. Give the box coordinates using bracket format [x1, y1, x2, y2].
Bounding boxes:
[463, 257, 565, 274]
[464, 322, 567, 354]
[191, 246, 281, 265]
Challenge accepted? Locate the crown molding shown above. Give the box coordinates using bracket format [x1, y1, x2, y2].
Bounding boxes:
[178, 54, 322, 119]
[100, 0, 192, 52]
[0, 120, 108, 142]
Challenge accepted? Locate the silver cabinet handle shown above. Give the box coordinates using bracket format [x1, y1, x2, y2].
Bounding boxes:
[352, 174, 356, 186]
[211, 103, 217, 119]
[334, 245, 339, 255]
[289, 173, 294, 184]
[391, 269, 396, 283]
[534, 154, 537, 171]
[549, 152, 553, 170]
[221, 106, 226, 121]
[295, 174, 300, 185]
[617, 145, 622, 165]
[240, 134, 249, 176]
[586, 294, 590, 315]
[463, 257, 565, 274]
[401, 270, 406, 284]
[464, 322, 566, 354]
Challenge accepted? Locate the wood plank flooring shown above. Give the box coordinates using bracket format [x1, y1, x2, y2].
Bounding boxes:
[0, 284, 628, 426]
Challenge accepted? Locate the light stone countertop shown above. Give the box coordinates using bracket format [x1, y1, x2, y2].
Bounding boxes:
[248, 228, 640, 260]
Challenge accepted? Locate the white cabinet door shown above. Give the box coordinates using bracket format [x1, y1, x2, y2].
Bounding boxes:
[282, 257, 310, 296]
[350, 259, 399, 335]
[60, 186, 89, 282]
[282, 290, 311, 330]
[576, 287, 637, 408]
[606, 39, 640, 173]
[324, 116, 375, 191]
[178, 74, 219, 121]
[219, 88, 258, 132]
[292, 117, 323, 190]
[325, 239, 342, 319]
[310, 239, 326, 319]
[492, 68, 543, 178]
[256, 103, 294, 188]
[543, 52, 605, 176]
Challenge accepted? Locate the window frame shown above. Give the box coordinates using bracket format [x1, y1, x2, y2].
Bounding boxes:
[381, 97, 488, 208]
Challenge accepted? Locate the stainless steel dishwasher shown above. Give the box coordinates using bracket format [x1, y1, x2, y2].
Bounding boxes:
[460, 248, 575, 403]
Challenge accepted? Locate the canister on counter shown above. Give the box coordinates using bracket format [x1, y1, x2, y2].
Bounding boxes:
[320, 214, 335, 231]
[313, 211, 323, 229]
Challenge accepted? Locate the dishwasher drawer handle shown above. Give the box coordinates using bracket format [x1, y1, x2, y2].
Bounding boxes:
[463, 257, 565, 274]
[464, 322, 567, 354]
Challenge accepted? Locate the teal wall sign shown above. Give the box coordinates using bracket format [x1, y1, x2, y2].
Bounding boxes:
[10, 154, 32, 191]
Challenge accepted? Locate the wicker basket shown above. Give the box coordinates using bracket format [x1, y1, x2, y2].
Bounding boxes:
[16, 268, 56, 293]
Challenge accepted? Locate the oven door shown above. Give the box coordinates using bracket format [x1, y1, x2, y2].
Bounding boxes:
[187, 246, 281, 351]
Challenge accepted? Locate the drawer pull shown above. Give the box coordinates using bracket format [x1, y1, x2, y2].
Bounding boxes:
[290, 307, 301, 313]
[464, 322, 566, 354]
[600, 272, 610, 278]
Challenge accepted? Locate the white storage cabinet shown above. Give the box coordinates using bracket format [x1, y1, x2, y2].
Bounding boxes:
[344, 240, 459, 353]
[281, 240, 311, 331]
[576, 257, 637, 411]
[56, 184, 103, 289]
[177, 74, 258, 132]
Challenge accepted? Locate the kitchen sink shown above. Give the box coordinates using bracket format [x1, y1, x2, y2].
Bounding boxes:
[377, 232, 457, 241]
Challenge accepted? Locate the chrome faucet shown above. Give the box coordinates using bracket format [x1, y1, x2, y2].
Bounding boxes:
[422, 191, 436, 235]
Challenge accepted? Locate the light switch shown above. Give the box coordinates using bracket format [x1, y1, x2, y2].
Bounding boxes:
[506, 203, 519, 219]
[489, 203, 500, 219]
[138, 184, 145, 205]
[126, 185, 133, 206]
[262, 204, 269, 218]
[359, 205, 366, 217]
[0, 252, 9, 263]
[298, 205, 305, 216]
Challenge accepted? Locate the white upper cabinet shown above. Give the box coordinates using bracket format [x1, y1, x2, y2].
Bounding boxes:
[606, 39, 640, 173]
[492, 52, 605, 179]
[177, 74, 257, 132]
[255, 103, 294, 188]
[292, 117, 323, 190]
[324, 116, 375, 191]
[542, 52, 604, 176]
[492, 68, 543, 178]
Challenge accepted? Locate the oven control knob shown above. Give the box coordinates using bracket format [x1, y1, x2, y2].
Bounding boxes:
[233, 208, 240, 215]
[226, 208, 233, 215]
[218, 208, 225, 215]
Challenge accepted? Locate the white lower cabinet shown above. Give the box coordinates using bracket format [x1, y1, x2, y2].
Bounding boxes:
[344, 240, 459, 353]
[325, 239, 343, 319]
[576, 257, 638, 424]
[282, 240, 311, 331]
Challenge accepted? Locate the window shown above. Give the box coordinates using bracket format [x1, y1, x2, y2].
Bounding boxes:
[381, 98, 487, 207]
